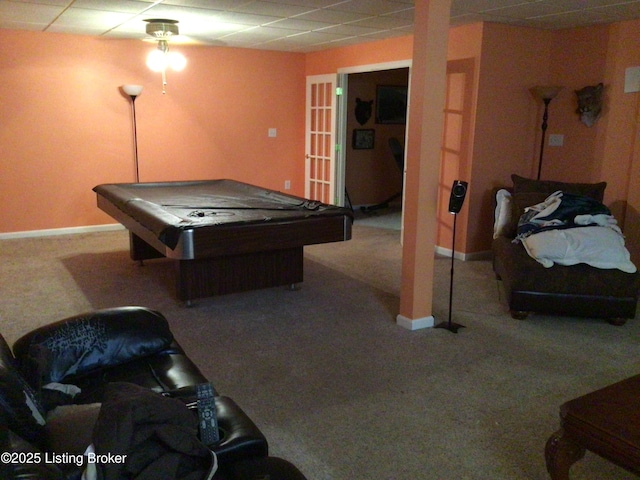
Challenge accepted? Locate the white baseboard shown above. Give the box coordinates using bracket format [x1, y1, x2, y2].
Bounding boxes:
[435, 246, 491, 261]
[396, 314, 435, 330]
[0, 224, 124, 240]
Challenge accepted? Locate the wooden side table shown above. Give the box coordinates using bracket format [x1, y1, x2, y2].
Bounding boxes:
[545, 374, 640, 479]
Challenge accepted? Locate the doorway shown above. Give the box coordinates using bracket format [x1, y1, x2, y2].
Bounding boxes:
[343, 68, 409, 220]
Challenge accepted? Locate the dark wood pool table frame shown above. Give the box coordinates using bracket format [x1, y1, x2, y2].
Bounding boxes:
[93, 180, 352, 303]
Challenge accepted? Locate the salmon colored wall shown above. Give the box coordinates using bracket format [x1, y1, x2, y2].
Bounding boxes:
[588, 19, 640, 240]
[305, 35, 413, 75]
[465, 23, 555, 253]
[546, 25, 609, 184]
[0, 30, 305, 234]
[528, 20, 640, 257]
[594, 21, 636, 212]
[436, 23, 483, 252]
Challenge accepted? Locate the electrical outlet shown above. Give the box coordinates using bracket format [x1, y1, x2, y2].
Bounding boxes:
[268, 128, 277, 138]
[284, 180, 291, 190]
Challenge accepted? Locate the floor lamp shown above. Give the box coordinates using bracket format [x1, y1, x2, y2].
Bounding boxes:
[530, 86, 562, 180]
[121, 85, 144, 182]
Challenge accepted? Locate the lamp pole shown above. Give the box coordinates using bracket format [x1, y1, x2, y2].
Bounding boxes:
[530, 86, 562, 181]
[130, 94, 140, 182]
[121, 85, 143, 182]
[537, 97, 551, 181]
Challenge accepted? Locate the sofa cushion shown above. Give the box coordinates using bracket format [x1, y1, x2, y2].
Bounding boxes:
[511, 174, 607, 201]
[69, 341, 211, 404]
[13, 307, 174, 387]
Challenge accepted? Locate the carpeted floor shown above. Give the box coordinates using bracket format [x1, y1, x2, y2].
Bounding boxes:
[0, 221, 638, 479]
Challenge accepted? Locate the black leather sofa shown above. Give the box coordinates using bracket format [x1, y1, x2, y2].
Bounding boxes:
[0, 306, 307, 480]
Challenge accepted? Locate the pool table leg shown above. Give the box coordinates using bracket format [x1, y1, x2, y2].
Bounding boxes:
[129, 233, 164, 262]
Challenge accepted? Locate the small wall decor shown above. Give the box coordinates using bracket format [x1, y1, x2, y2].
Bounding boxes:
[575, 83, 604, 127]
[376, 85, 408, 124]
[355, 98, 373, 125]
[352, 129, 375, 149]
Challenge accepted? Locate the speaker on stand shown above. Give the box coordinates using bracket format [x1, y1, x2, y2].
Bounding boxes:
[435, 180, 468, 333]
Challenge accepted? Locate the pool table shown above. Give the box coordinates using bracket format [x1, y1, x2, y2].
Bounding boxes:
[93, 179, 353, 303]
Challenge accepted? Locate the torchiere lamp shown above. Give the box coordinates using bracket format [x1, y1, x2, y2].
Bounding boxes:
[121, 85, 143, 182]
[530, 85, 563, 180]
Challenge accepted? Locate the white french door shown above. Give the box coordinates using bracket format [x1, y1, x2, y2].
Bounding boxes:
[305, 74, 338, 204]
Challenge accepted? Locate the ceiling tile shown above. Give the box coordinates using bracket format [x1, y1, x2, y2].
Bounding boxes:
[70, 0, 152, 14]
[0, 0, 64, 25]
[329, 0, 412, 15]
[2, 0, 640, 52]
[294, 8, 371, 24]
[229, 1, 314, 17]
[265, 16, 335, 31]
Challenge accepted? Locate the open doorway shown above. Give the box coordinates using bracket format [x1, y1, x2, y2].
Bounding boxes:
[343, 68, 409, 228]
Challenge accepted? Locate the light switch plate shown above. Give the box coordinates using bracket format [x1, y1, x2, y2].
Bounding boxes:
[548, 134, 564, 147]
[625, 66, 640, 93]
[268, 128, 277, 137]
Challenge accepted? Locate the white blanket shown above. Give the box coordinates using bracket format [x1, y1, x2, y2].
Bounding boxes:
[521, 225, 637, 273]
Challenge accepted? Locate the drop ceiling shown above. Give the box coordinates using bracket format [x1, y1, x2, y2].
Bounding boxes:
[1, 0, 640, 52]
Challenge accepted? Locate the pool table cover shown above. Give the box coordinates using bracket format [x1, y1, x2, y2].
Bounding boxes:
[94, 179, 353, 258]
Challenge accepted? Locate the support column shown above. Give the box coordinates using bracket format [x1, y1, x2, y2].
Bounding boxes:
[397, 0, 451, 330]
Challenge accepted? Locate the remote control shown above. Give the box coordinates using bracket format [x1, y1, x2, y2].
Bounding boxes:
[196, 383, 219, 445]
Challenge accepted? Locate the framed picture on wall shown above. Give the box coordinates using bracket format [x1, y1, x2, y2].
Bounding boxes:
[376, 85, 408, 124]
[352, 129, 375, 149]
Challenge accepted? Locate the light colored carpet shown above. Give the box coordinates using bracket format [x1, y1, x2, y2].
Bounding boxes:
[0, 225, 638, 480]
[353, 206, 402, 231]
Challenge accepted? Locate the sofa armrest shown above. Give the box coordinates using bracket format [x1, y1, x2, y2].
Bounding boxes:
[12, 307, 174, 386]
[1, 423, 67, 480]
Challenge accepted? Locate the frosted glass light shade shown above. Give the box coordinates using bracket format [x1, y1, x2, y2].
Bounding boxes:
[147, 49, 167, 72]
[146, 49, 186, 72]
[122, 84, 143, 96]
[530, 85, 563, 100]
[168, 51, 186, 71]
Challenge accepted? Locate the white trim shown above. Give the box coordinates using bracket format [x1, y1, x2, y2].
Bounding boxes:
[396, 314, 435, 330]
[305, 73, 338, 202]
[435, 247, 491, 261]
[334, 72, 348, 206]
[0, 224, 124, 240]
[338, 59, 412, 74]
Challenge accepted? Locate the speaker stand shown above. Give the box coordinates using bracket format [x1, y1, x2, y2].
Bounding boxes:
[435, 212, 465, 333]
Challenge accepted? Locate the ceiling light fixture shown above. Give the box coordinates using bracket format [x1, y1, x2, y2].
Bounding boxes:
[144, 19, 186, 94]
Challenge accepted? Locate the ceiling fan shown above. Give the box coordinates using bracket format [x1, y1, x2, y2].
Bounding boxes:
[144, 19, 186, 93]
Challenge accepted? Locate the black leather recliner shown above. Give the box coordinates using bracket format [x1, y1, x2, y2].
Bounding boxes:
[0, 306, 306, 480]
